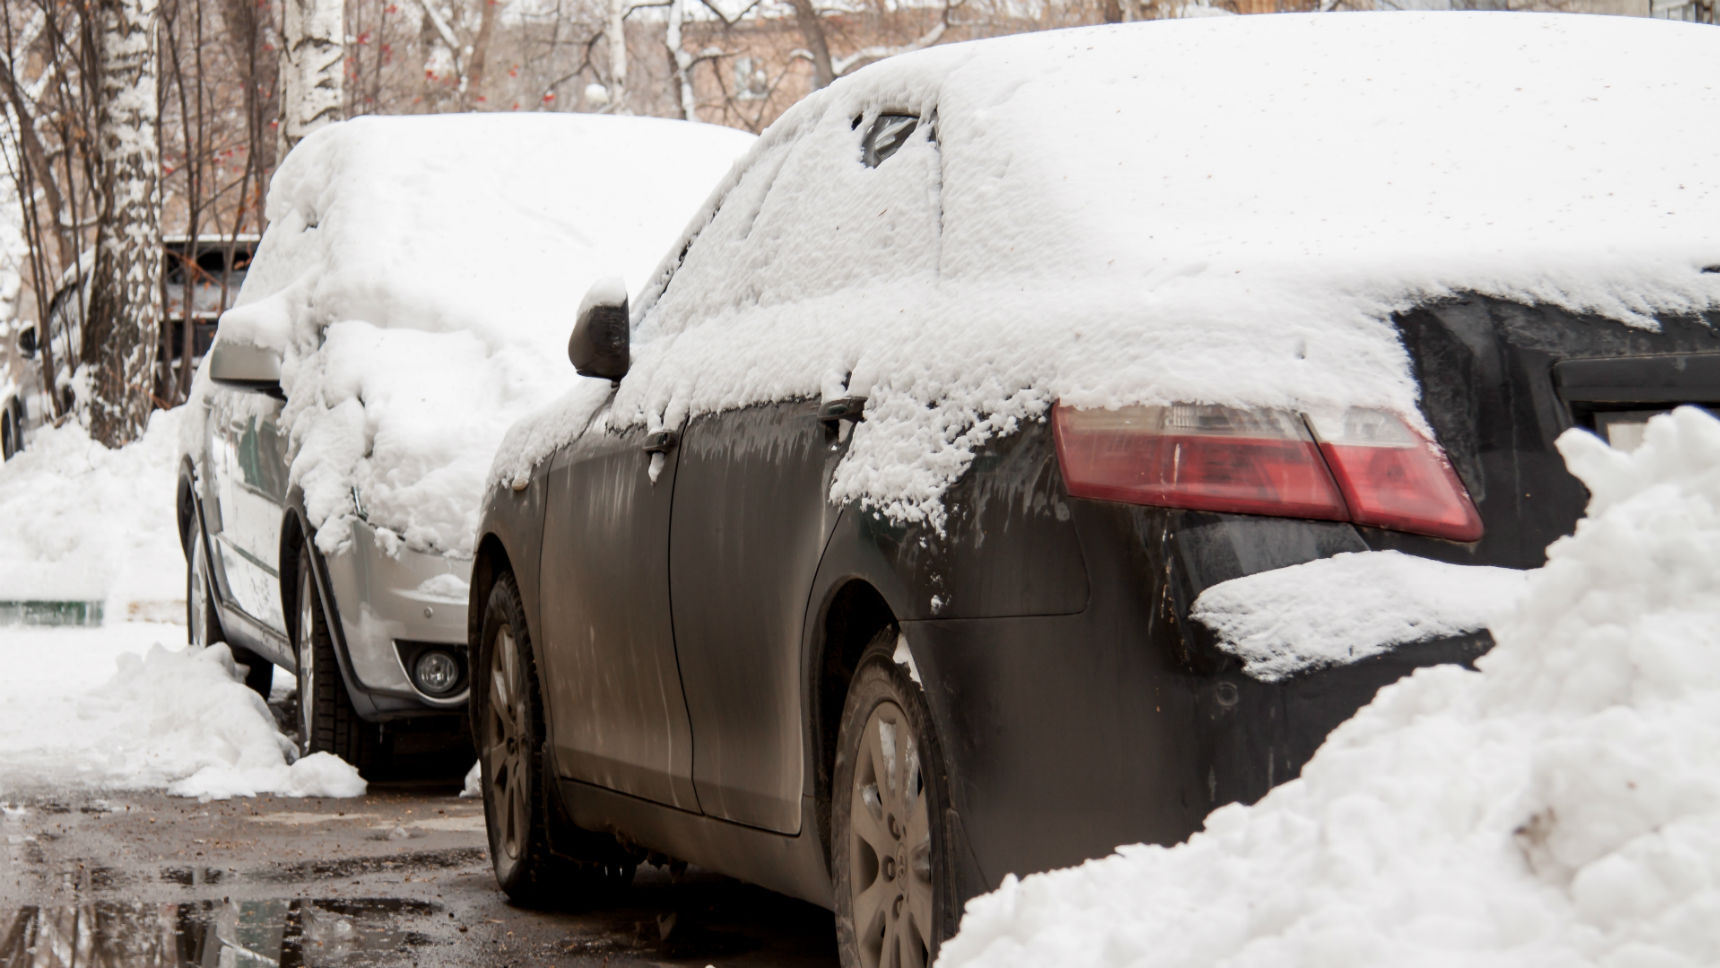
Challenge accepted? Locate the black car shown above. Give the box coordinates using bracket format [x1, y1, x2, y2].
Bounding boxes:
[468, 15, 1720, 967]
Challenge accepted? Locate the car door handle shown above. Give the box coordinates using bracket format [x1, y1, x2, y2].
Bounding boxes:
[643, 429, 679, 454]
[817, 396, 867, 425]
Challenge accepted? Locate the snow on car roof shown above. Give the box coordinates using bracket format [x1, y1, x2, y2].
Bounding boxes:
[495, 13, 1720, 529]
[193, 113, 754, 557]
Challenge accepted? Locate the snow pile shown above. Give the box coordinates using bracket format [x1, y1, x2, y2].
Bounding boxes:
[0, 625, 362, 798]
[936, 406, 1720, 968]
[0, 408, 183, 612]
[197, 113, 752, 556]
[497, 14, 1720, 528]
[1192, 551, 1528, 682]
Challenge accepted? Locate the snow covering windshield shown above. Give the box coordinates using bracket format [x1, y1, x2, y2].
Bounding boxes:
[188, 113, 754, 557]
[497, 13, 1720, 529]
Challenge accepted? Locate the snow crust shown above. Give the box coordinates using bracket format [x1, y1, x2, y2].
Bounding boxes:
[0, 626, 362, 799]
[503, 15, 1720, 529]
[937, 406, 1720, 968]
[0, 408, 183, 610]
[195, 113, 752, 556]
[1192, 551, 1528, 682]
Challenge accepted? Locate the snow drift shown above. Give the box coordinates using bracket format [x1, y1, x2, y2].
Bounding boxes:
[0, 625, 363, 799]
[0, 408, 183, 611]
[193, 113, 753, 556]
[936, 406, 1720, 968]
[500, 14, 1720, 529]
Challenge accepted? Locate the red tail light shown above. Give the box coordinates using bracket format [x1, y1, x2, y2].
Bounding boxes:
[1053, 403, 1482, 542]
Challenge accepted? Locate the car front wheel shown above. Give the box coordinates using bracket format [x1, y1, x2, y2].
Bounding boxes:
[294, 554, 379, 770]
[477, 570, 634, 907]
[834, 631, 955, 968]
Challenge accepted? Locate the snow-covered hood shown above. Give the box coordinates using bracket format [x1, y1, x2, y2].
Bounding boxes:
[497, 14, 1720, 529]
[186, 113, 754, 556]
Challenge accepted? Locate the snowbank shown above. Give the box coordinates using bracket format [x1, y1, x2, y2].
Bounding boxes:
[0, 625, 362, 798]
[196, 113, 753, 556]
[501, 15, 1720, 529]
[937, 406, 1720, 968]
[1192, 551, 1528, 682]
[0, 408, 183, 613]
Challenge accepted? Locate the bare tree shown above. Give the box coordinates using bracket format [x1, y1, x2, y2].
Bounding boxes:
[279, 0, 343, 152]
[82, 0, 163, 447]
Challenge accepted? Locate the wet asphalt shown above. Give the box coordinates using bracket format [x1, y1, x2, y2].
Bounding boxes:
[0, 778, 840, 967]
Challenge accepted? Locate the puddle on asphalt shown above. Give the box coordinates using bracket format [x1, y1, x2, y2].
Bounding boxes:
[1, 897, 439, 967]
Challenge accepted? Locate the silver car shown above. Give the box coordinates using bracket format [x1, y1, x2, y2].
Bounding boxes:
[179, 339, 473, 769]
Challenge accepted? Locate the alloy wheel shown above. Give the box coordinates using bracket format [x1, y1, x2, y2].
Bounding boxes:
[847, 699, 934, 968]
[485, 626, 531, 863]
[188, 531, 211, 647]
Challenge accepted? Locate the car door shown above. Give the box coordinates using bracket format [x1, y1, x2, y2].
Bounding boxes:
[536, 414, 699, 811]
[662, 108, 943, 833]
[207, 399, 291, 630]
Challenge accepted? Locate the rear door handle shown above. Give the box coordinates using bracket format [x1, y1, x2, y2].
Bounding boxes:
[643, 429, 679, 454]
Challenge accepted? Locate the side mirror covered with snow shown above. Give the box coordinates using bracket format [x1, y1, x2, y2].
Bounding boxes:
[569, 277, 629, 382]
[207, 339, 284, 398]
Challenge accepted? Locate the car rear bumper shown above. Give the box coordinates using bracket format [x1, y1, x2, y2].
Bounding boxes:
[321, 519, 473, 712]
[905, 611, 1490, 906]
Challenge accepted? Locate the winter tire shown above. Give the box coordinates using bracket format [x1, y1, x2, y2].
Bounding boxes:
[187, 513, 272, 697]
[1, 409, 17, 461]
[294, 553, 379, 770]
[834, 630, 956, 968]
[477, 571, 635, 907]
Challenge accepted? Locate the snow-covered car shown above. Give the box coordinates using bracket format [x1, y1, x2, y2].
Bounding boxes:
[178, 114, 753, 771]
[0, 236, 253, 460]
[466, 13, 1720, 966]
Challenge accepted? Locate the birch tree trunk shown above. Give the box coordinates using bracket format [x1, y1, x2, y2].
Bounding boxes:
[278, 0, 343, 155]
[606, 0, 628, 111]
[665, 0, 696, 121]
[83, 0, 162, 448]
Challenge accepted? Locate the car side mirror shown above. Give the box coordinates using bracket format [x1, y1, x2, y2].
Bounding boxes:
[568, 278, 629, 381]
[207, 339, 284, 398]
[16, 325, 36, 358]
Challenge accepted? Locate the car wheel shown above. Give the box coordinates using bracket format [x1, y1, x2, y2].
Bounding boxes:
[294, 554, 379, 770]
[834, 631, 955, 968]
[477, 571, 635, 906]
[186, 515, 273, 697]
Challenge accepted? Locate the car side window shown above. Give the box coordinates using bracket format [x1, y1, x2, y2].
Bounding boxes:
[861, 113, 921, 168]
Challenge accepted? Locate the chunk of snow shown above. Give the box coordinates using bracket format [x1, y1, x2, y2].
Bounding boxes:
[1191, 551, 1528, 682]
[460, 760, 481, 799]
[191, 113, 752, 556]
[893, 633, 922, 685]
[506, 15, 1720, 530]
[937, 406, 1720, 968]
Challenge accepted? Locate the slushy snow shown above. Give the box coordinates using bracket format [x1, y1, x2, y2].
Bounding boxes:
[0, 624, 362, 799]
[497, 14, 1720, 530]
[936, 406, 1720, 968]
[198, 113, 753, 556]
[1192, 551, 1529, 682]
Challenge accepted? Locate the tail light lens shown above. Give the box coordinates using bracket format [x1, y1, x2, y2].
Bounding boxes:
[1053, 403, 1482, 542]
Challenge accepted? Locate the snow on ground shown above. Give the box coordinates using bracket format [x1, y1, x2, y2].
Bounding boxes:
[0, 412, 362, 799]
[0, 623, 362, 799]
[199, 113, 753, 558]
[499, 14, 1720, 530]
[0, 408, 183, 614]
[1192, 551, 1529, 682]
[937, 406, 1720, 968]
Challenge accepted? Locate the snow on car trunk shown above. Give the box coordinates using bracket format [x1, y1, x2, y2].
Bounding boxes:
[197, 113, 754, 556]
[936, 406, 1720, 968]
[494, 14, 1720, 529]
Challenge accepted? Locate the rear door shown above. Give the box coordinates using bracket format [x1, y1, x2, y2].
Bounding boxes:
[662, 107, 943, 833]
